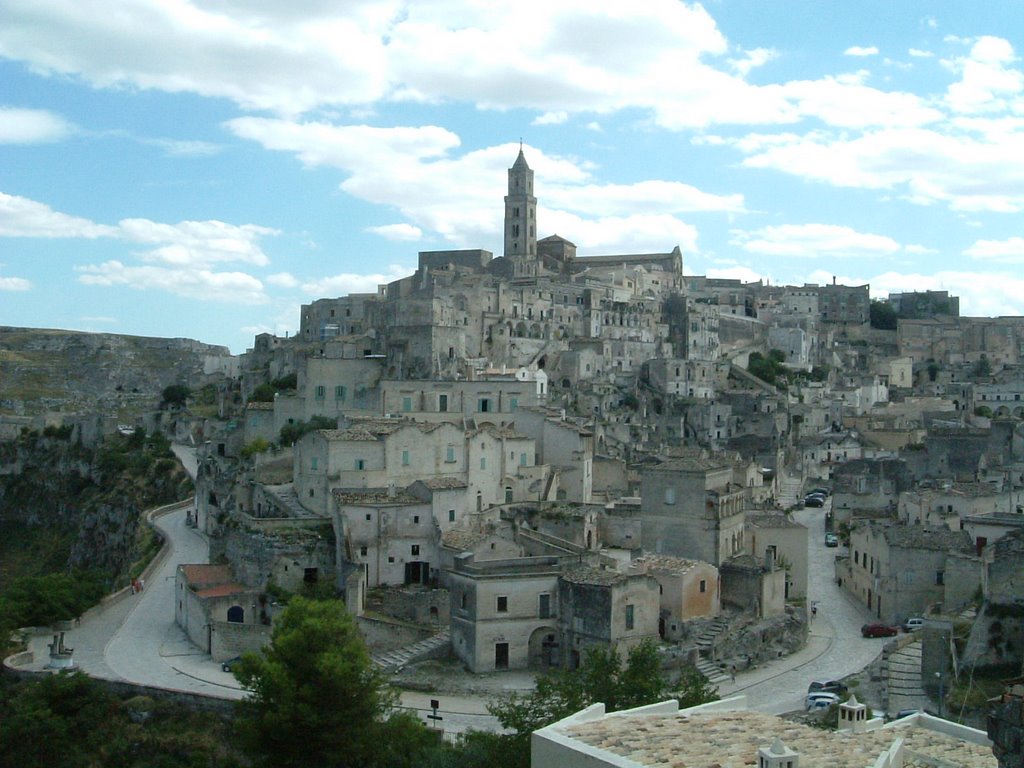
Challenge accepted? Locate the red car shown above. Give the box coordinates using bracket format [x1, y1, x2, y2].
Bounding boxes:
[861, 623, 898, 638]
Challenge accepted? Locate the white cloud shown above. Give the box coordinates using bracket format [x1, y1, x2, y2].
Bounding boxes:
[143, 137, 222, 157]
[302, 265, 415, 297]
[0, 275, 31, 290]
[0, 107, 73, 143]
[266, 272, 300, 288]
[909, 48, 933, 58]
[533, 111, 568, 126]
[365, 223, 423, 241]
[964, 237, 1024, 263]
[844, 46, 879, 57]
[76, 261, 268, 303]
[736, 125, 1024, 213]
[117, 218, 278, 268]
[0, 193, 117, 238]
[731, 224, 902, 258]
[868, 269, 1024, 317]
[944, 36, 1024, 115]
[546, 180, 744, 216]
[730, 47, 776, 77]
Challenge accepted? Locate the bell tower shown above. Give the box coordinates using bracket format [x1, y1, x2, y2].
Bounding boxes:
[504, 146, 537, 276]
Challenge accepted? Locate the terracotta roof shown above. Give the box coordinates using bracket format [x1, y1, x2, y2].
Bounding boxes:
[441, 529, 488, 550]
[195, 583, 247, 599]
[629, 554, 707, 576]
[179, 564, 233, 587]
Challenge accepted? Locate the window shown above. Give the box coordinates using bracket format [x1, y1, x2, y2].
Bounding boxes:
[700, 579, 707, 593]
[448, 509, 456, 522]
[480, 457, 487, 470]
[401, 449, 410, 466]
[365, 513, 371, 521]
[311, 457, 318, 470]
[625, 604, 635, 631]
[460, 591, 467, 609]
[360, 546, 368, 556]
[496, 596, 508, 613]
[664, 487, 676, 505]
[446, 446, 456, 463]
[355, 459, 365, 470]
[935, 571, 944, 586]
[478, 398, 491, 413]
[411, 545, 420, 556]
[509, 397, 518, 411]
[520, 452, 527, 467]
[335, 385, 346, 400]
[388, 556, 395, 563]
[505, 487, 513, 503]
[439, 394, 448, 412]
[539, 593, 551, 619]
[402, 396, 412, 412]
[315, 385, 325, 398]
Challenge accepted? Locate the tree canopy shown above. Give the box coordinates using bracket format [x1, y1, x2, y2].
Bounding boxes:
[233, 596, 437, 768]
[485, 640, 716, 768]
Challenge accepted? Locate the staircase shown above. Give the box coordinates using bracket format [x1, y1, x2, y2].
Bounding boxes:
[777, 473, 804, 510]
[695, 656, 731, 685]
[884, 638, 928, 715]
[371, 627, 451, 672]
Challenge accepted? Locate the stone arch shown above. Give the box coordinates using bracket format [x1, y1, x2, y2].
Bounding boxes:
[515, 321, 528, 337]
[227, 605, 244, 623]
[528, 626, 560, 668]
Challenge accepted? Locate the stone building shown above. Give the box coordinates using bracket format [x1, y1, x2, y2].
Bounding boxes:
[838, 520, 978, 624]
[745, 512, 809, 600]
[640, 455, 747, 566]
[174, 563, 267, 662]
[627, 554, 720, 641]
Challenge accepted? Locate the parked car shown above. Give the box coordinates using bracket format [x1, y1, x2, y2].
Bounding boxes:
[892, 708, 922, 720]
[861, 623, 898, 638]
[902, 617, 925, 632]
[221, 656, 243, 673]
[804, 494, 825, 507]
[808, 679, 848, 697]
[824, 533, 839, 547]
[809, 487, 829, 497]
[805, 692, 840, 710]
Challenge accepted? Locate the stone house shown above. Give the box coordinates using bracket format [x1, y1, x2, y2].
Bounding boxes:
[174, 563, 267, 662]
[558, 564, 661, 670]
[744, 512, 809, 600]
[329, 488, 437, 587]
[899, 482, 1011, 535]
[242, 401, 277, 444]
[448, 554, 565, 672]
[379, 376, 540, 423]
[627, 554, 720, 641]
[831, 458, 912, 526]
[799, 430, 863, 480]
[514, 406, 594, 503]
[438, 528, 521, 587]
[838, 521, 978, 624]
[640, 455, 746, 566]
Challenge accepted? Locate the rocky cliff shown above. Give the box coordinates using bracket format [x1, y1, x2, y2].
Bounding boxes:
[0, 326, 235, 422]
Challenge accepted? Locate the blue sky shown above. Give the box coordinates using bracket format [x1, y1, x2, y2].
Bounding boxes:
[2, 1, 1024, 353]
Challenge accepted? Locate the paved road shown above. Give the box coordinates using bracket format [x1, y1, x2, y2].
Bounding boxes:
[726, 497, 886, 714]
[16, 459, 887, 731]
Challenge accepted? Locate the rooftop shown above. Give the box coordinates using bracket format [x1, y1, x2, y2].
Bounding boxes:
[553, 706, 995, 768]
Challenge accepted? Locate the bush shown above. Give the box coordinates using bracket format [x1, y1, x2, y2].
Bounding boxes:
[241, 438, 271, 459]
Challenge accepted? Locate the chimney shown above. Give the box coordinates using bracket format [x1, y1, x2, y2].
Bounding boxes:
[758, 737, 798, 768]
[838, 694, 869, 732]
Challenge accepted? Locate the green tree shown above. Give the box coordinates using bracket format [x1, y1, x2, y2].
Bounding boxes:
[869, 299, 898, 330]
[160, 383, 191, 408]
[234, 596, 434, 768]
[486, 640, 712, 768]
[249, 383, 277, 402]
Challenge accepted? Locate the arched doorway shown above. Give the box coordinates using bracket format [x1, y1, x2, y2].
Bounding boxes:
[528, 626, 560, 669]
[227, 605, 244, 623]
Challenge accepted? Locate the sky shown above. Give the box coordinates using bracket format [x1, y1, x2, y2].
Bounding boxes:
[2, 1, 1024, 354]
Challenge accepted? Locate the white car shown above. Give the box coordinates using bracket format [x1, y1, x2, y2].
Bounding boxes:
[903, 617, 924, 632]
[805, 692, 840, 710]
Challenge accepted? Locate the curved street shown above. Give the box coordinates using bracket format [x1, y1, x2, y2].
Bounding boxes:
[14, 458, 890, 731]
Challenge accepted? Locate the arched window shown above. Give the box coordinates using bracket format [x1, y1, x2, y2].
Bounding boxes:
[227, 605, 244, 623]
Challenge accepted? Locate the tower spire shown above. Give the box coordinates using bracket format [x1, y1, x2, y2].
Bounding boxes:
[504, 146, 537, 274]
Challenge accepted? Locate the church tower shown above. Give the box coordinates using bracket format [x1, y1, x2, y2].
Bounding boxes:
[504, 147, 538, 276]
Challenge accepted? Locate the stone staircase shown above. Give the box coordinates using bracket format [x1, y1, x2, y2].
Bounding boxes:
[371, 627, 451, 672]
[695, 656, 731, 685]
[777, 473, 804, 510]
[265, 483, 320, 518]
[884, 637, 928, 715]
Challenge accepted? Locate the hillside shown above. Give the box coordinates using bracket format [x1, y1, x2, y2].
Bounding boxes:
[0, 326, 234, 420]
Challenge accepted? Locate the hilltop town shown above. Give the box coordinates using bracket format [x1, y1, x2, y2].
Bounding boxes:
[152, 151, 1022, 717]
[6, 150, 1023, 740]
